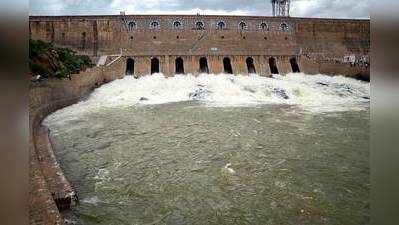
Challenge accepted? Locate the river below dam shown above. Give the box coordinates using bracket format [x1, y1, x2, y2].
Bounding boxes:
[44, 73, 370, 225]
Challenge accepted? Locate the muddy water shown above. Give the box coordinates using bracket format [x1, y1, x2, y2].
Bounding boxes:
[45, 74, 369, 225]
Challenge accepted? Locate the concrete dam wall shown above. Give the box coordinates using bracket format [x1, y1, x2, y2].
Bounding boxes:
[29, 15, 370, 78]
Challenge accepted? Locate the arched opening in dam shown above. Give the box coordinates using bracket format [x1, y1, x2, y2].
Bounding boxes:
[246, 57, 256, 74]
[269, 57, 279, 74]
[223, 57, 233, 74]
[151, 57, 160, 74]
[199, 57, 209, 74]
[125, 58, 135, 75]
[175, 57, 185, 74]
[290, 57, 300, 73]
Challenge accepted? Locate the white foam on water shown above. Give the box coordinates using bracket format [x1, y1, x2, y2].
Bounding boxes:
[43, 73, 370, 125]
[82, 196, 101, 205]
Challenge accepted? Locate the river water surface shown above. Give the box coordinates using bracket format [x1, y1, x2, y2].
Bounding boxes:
[44, 73, 370, 225]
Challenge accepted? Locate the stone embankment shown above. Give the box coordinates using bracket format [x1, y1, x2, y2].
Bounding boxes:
[29, 59, 124, 225]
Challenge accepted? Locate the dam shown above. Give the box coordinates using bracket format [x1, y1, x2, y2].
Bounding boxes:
[29, 7, 370, 225]
[29, 14, 370, 79]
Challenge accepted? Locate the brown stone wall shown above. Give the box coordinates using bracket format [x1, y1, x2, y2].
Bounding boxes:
[29, 62, 124, 225]
[29, 15, 370, 78]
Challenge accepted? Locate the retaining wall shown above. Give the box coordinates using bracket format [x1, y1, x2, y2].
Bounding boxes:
[29, 60, 124, 225]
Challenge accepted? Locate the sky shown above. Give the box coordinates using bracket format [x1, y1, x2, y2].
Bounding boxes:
[29, 0, 370, 19]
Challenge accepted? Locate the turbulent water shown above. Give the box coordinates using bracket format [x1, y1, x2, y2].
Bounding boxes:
[44, 73, 370, 225]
